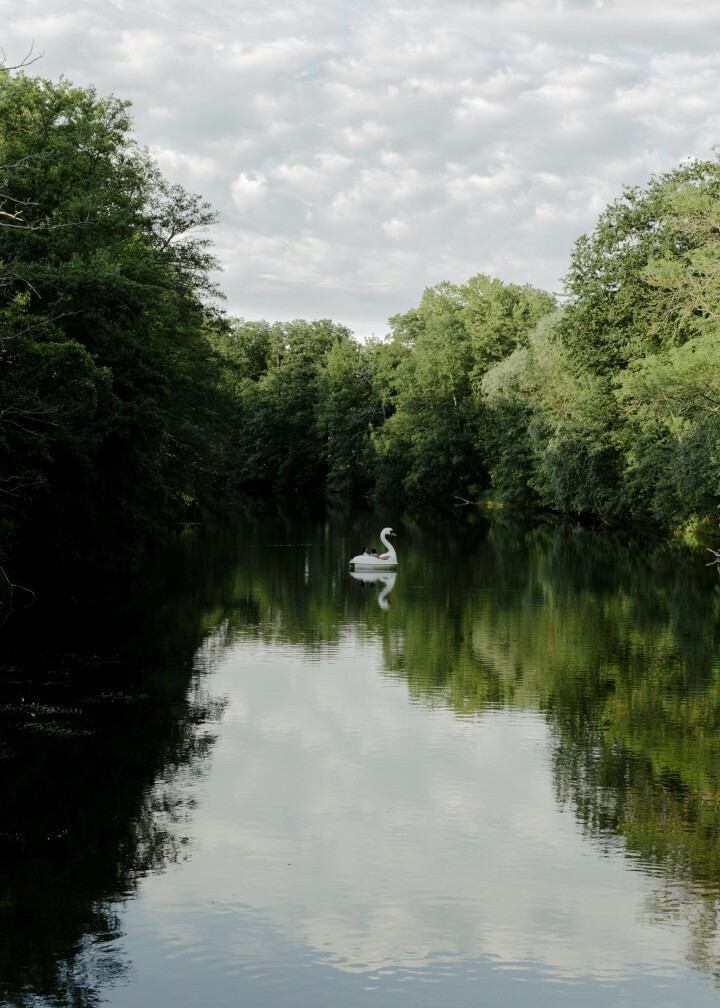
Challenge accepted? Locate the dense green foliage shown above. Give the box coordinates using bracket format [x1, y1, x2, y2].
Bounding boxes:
[2, 68, 720, 578]
[371, 277, 556, 503]
[205, 157, 720, 532]
[0, 73, 231, 568]
[482, 158, 720, 529]
[204, 275, 554, 509]
[208, 317, 376, 498]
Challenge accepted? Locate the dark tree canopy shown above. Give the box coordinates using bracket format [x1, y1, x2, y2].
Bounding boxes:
[0, 74, 228, 569]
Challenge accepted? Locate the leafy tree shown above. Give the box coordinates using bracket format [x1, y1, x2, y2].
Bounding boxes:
[315, 338, 382, 498]
[369, 276, 556, 506]
[372, 286, 481, 504]
[479, 157, 720, 528]
[482, 312, 623, 515]
[213, 318, 354, 496]
[359, 334, 412, 503]
[560, 155, 720, 375]
[0, 294, 113, 556]
[480, 315, 553, 506]
[613, 331, 720, 526]
[0, 73, 228, 567]
[458, 273, 557, 390]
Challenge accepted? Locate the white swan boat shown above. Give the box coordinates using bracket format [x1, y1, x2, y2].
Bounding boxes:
[349, 528, 398, 570]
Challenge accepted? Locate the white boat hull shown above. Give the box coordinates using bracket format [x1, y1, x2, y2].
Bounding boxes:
[349, 560, 397, 571]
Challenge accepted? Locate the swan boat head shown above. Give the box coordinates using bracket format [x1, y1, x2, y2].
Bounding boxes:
[349, 527, 398, 570]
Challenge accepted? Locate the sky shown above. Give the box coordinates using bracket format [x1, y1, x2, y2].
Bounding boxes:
[3, 0, 720, 339]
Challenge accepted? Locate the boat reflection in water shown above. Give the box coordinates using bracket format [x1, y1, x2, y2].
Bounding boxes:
[349, 570, 397, 609]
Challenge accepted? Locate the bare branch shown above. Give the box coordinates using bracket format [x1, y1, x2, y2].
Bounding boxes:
[0, 473, 46, 496]
[0, 43, 44, 73]
[0, 402, 62, 435]
[0, 566, 36, 612]
[0, 309, 81, 342]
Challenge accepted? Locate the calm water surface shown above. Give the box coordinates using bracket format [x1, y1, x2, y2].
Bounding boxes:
[2, 510, 720, 1007]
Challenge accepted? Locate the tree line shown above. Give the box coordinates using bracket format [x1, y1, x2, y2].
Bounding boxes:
[2, 71, 719, 573]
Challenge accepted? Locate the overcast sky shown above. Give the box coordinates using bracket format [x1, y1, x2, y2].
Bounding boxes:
[3, 0, 720, 338]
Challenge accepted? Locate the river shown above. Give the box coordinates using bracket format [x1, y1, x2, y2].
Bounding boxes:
[1, 506, 719, 1007]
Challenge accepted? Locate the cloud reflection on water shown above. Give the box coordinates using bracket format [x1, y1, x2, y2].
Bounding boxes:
[124, 637, 711, 994]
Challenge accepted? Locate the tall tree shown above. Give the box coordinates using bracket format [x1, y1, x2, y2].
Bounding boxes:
[315, 338, 382, 498]
[371, 276, 555, 506]
[373, 286, 482, 505]
[212, 318, 354, 497]
[482, 312, 622, 516]
[559, 156, 720, 375]
[613, 333, 720, 526]
[0, 73, 227, 568]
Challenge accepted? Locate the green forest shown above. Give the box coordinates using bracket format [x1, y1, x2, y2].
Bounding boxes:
[2, 71, 720, 574]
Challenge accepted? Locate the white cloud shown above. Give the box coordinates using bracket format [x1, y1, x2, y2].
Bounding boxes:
[230, 171, 267, 209]
[454, 94, 505, 121]
[381, 217, 408, 239]
[219, 35, 320, 72]
[3, 0, 720, 337]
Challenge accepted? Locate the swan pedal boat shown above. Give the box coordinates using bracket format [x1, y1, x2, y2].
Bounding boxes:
[349, 527, 398, 570]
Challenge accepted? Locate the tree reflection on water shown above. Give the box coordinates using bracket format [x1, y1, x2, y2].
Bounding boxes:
[0, 544, 230, 1007]
[2, 507, 720, 1002]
